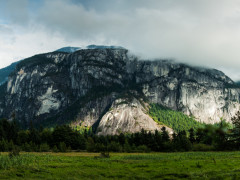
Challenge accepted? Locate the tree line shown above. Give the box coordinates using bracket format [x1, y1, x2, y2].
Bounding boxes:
[1, 112, 240, 153]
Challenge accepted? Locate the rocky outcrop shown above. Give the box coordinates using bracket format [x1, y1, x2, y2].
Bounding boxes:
[97, 97, 173, 135]
[0, 47, 239, 133]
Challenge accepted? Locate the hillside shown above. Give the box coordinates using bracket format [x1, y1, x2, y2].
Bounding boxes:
[149, 103, 204, 132]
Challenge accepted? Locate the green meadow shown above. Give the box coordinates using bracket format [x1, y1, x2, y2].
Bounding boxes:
[0, 152, 240, 179]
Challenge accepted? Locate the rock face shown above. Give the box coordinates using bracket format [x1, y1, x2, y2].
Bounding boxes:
[140, 61, 240, 123]
[97, 97, 173, 136]
[0, 47, 239, 133]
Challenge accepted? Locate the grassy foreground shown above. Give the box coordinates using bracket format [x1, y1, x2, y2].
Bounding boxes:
[0, 152, 240, 179]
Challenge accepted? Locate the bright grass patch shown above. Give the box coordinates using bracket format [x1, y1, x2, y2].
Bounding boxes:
[0, 152, 240, 179]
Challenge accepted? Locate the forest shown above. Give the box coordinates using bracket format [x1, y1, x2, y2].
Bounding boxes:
[0, 110, 240, 154]
[149, 103, 204, 132]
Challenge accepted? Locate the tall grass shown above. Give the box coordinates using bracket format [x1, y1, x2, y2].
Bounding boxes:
[118, 151, 240, 161]
[0, 153, 54, 170]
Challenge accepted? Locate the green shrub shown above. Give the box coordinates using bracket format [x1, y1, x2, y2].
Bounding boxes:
[100, 152, 110, 158]
[9, 147, 20, 158]
[95, 143, 106, 152]
[108, 142, 122, 152]
[52, 145, 59, 153]
[86, 137, 95, 152]
[58, 142, 67, 153]
[22, 143, 32, 152]
[39, 143, 50, 152]
[123, 141, 132, 153]
[8, 141, 15, 151]
[173, 136, 193, 152]
[136, 145, 150, 153]
[192, 143, 214, 151]
[29, 142, 38, 152]
[0, 139, 9, 152]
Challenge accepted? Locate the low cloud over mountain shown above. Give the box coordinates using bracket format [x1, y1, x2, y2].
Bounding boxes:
[1, 0, 240, 80]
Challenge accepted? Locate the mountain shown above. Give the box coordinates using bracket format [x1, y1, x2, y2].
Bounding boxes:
[54, 45, 124, 53]
[0, 46, 106, 85]
[86, 45, 125, 49]
[236, 81, 240, 86]
[55, 46, 81, 53]
[0, 47, 82, 85]
[0, 62, 19, 85]
[0, 47, 239, 135]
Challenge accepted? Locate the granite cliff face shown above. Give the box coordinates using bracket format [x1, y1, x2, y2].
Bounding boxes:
[97, 97, 173, 135]
[0, 47, 239, 134]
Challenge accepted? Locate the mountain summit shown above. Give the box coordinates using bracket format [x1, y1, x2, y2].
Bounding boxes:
[55, 46, 81, 53]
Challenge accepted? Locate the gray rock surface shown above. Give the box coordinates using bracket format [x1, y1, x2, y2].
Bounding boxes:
[97, 97, 173, 135]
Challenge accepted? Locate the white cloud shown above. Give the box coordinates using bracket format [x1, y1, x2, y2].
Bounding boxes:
[1, 0, 240, 80]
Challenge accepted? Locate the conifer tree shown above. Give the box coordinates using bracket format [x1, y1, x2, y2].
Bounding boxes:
[231, 111, 240, 148]
[161, 127, 169, 142]
[189, 128, 195, 144]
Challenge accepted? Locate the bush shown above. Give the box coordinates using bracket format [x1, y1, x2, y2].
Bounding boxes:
[123, 141, 132, 153]
[39, 143, 50, 152]
[52, 145, 59, 153]
[173, 137, 192, 152]
[95, 143, 106, 152]
[22, 143, 32, 152]
[8, 141, 15, 151]
[0, 139, 9, 152]
[136, 145, 150, 153]
[100, 152, 110, 158]
[162, 142, 175, 152]
[58, 142, 67, 152]
[9, 146, 20, 158]
[108, 142, 122, 152]
[29, 142, 38, 152]
[192, 143, 214, 151]
[86, 137, 95, 152]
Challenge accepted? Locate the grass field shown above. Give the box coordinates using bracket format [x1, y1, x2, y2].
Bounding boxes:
[0, 151, 240, 179]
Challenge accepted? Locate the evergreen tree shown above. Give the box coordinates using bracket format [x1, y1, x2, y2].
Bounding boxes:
[86, 137, 95, 152]
[154, 130, 163, 151]
[214, 120, 229, 150]
[196, 128, 204, 143]
[123, 140, 131, 153]
[161, 127, 169, 142]
[118, 133, 125, 146]
[231, 111, 240, 149]
[189, 128, 195, 144]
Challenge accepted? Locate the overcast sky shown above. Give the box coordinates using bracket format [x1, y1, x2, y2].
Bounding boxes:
[1, 0, 240, 80]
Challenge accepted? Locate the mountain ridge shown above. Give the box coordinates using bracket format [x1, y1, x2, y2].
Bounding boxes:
[0, 45, 127, 85]
[0, 47, 239, 134]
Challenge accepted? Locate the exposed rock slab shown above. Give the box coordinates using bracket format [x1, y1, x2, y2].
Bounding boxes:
[97, 97, 173, 135]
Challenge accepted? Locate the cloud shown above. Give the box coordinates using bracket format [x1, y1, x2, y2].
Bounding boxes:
[1, 0, 240, 80]
[1, 0, 29, 24]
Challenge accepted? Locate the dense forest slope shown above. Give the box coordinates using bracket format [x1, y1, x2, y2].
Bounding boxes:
[0, 46, 239, 134]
